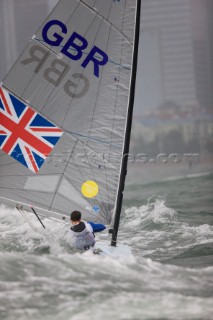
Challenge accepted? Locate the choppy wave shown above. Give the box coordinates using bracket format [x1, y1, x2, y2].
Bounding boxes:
[1, 186, 213, 320]
[120, 198, 213, 264]
[164, 171, 213, 182]
[1, 198, 213, 263]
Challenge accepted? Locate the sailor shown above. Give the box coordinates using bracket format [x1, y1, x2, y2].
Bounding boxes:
[70, 210, 106, 250]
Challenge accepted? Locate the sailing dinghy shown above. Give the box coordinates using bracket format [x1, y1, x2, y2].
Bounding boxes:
[0, 0, 141, 255]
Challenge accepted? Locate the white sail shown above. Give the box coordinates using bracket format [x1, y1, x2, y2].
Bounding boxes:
[0, 0, 138, 225]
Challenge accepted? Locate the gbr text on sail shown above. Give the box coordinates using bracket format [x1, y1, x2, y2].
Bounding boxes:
[21, 19, 109, 98]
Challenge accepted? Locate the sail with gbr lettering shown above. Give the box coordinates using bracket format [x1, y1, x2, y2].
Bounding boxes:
[0, 0, 140, 231]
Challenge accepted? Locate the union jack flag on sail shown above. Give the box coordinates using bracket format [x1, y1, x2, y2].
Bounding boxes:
[0, 86, 63, 173]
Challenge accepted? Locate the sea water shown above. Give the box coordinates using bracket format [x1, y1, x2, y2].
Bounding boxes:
[0, 172, 213, 320]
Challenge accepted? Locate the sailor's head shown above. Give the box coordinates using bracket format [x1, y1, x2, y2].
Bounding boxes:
[70, 211, 81, 224]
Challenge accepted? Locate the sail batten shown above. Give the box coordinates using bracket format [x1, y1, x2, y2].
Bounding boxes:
[0, 0, 139, 227]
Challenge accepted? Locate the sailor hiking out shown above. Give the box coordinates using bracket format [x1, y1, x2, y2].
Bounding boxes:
[70, 211, 106, 250]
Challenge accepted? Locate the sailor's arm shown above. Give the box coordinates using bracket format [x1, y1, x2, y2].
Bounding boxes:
[87, 221, 106, 233]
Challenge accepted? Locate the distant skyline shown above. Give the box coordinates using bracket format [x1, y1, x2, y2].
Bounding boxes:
[134, 0, 213, 116]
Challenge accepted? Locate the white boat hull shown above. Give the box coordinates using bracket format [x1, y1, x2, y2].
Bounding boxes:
[93, 242, 132, 257]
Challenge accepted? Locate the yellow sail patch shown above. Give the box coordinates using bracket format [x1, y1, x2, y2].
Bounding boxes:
[81, 180, 99, 198]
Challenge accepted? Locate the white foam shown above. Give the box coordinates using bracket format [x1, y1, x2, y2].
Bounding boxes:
[124, 198, 176, 228]
[119, 199, 213, 261]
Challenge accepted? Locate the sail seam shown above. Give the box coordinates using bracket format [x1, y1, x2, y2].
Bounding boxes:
[68, 131, 122, 148]
[108, 0, 128, 222]
[19, 2, 81, 111]
[79, 141, 109, 215]
[60, 11, 99, 128]
[34, 37, 131, 71]
[86, 21, 112, 213]
[48, 139, 78, 210]
[80, 0, 133, 45]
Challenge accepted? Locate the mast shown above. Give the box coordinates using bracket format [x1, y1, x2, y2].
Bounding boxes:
[111, 0, 141, 246]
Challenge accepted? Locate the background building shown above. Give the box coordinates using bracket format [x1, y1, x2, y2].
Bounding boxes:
[191, 0, 213, 112]
[0, 0, 58, 80]
[132, 0, 213, 157]
[135, 0, 213, 114]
